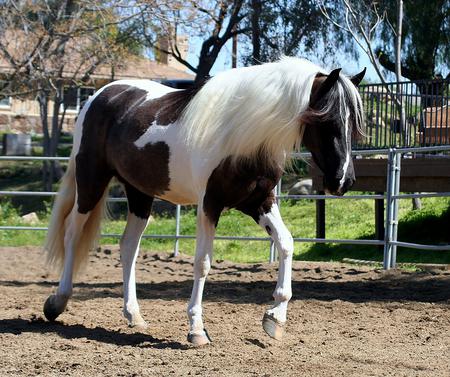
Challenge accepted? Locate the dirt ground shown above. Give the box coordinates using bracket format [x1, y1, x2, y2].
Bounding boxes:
[0, 246, 449, 377]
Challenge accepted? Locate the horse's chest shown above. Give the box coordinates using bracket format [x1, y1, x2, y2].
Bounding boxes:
[203, 156, 281, 222]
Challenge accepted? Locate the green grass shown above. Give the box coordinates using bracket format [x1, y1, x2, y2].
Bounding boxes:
[1, 195, 449, 264]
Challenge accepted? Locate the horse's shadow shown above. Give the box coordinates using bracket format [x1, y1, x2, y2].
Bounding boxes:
[0, 317, 188, 350]
[64, 274, 450, 303]
[2, 274, 450, 303]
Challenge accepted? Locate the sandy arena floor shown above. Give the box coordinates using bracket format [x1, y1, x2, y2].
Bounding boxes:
[0, 246, 449, 376]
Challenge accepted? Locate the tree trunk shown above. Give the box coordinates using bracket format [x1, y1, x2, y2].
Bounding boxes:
[37, 86, 65, 191]
[232, 32, 238, 68]
[395, 0, 407, 144]
[251, 0, 261, 63]
[194, 54, 215, 84]
[396, 0, 420, 210]
[49, 86, 65, 183]
[412, 197, 422, 210]
[37, 91, 53, 191]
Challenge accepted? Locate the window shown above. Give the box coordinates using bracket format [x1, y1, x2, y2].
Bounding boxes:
[62, 86, 95, 112]
[0, 96, 11, 108]
[0, 80, 11, 108]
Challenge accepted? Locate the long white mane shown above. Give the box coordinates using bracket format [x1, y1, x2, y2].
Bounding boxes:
[181, 58, 326, 165]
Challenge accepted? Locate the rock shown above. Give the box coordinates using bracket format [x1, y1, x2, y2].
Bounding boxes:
[288, 179, 313, 195]
[21, 212, 39, 224]
[2, 133, 31, 156]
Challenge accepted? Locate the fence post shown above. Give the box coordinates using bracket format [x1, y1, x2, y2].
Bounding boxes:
[390, 152, 402, 268]
[375, 192, 385, 250]
[173, 204, 181, 257]
[316, 192, 326, 238]
[383, 149, 395, 269]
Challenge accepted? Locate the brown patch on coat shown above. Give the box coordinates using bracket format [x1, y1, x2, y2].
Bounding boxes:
[75, 82, 202, 218]
[203, 153, 282, 226]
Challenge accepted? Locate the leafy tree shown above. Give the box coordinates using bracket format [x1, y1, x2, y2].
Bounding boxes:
[139, 0, 250, 83]
[376, 0, 450, 107]
[376, 0, 450, 81]
[243, 0, 355, 66]
[0, 0, 143, 189]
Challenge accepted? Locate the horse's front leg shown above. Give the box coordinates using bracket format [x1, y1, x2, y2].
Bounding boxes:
[258, 203, 293, 340]
[187, 205, 216, 346]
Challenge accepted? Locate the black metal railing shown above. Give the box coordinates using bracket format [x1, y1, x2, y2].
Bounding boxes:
[356, 78, 450, 149]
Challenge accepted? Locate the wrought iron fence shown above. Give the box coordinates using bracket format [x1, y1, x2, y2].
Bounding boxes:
[357, 79, 450, 149]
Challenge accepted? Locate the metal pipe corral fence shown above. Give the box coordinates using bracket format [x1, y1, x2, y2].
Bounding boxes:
[1, 146, 450, 269]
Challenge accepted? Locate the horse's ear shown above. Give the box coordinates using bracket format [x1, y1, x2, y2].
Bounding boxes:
[350, 68, 366, 86]
[310, 68, 341, 105]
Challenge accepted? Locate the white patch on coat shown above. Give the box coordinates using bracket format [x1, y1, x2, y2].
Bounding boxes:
[72, 80, 177, 157]
[134, 121, 199, 205]
[258, 203, 293, 256]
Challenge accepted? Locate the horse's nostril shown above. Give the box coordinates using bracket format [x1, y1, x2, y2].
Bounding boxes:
[342, 177, 355, 192]
[348, 177, 355, 188]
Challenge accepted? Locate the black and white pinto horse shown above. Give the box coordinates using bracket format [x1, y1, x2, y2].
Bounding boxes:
[44, 57, 365, 346]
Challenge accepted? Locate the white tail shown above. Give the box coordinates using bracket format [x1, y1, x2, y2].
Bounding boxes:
[44, 154, 108, 276]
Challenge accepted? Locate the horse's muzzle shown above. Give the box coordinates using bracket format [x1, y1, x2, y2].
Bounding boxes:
[324, 176, 355, 196]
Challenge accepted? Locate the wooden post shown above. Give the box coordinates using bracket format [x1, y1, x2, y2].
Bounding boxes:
[316, 191, 326, 238]
[375, 192, 384, 249]
[232, 32, 237, 68]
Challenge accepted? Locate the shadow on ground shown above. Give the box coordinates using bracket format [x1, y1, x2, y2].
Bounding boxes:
[2, 272, 449, 304]
[0, 317, 188, 350]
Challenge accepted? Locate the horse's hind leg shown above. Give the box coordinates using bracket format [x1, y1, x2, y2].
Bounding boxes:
[44, 163, 111, 322]
[120, 183, 153, 328]
[44, 207, 90, 320]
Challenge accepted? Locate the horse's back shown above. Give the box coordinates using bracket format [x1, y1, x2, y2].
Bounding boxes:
[73, 79, 197, 206]
[101, 79, 178, 100]
[76, 79, 178, 161]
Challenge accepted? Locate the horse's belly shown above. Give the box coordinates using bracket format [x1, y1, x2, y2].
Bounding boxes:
[156, 189, 196, 205]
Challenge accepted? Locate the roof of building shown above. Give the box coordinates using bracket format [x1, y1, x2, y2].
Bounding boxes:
[0, 54, 193, 82]
[91, 55, 194, 81]
[0, 28, 193, 82]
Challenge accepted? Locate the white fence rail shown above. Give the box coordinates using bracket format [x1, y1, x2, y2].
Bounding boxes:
[1, 146, 450, 269]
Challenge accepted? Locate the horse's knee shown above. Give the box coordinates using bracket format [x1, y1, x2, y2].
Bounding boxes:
[278, 233, 294, 259]
[187, 304, 202, 318]
[273, 287, 292, 303]
[63, 226, 74, 248]
[194, 256, 211, 278]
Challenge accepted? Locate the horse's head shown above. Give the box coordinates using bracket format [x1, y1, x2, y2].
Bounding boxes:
[301, 68, 365, 196]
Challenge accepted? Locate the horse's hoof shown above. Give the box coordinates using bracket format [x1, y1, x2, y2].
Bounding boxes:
[129, 316, 148, 330]
[187, 329, 211, 346]
[262, 313, 285, 341]
[43, 294, 68, 322]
